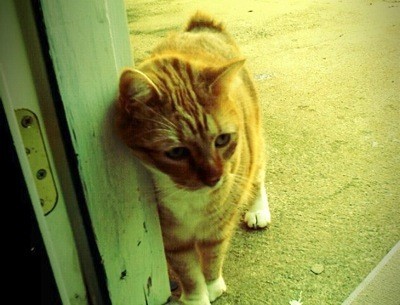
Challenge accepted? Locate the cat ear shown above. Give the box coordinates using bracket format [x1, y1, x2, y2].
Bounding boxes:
[119, 69, 161, 110]
[205, 59, 246, 94]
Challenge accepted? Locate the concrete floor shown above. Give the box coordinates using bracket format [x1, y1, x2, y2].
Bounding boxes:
[124, 1, 400, 304]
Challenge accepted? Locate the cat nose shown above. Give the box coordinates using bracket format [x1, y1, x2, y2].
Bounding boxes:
[204, 176, 221, 187]
[197, 160, 222, 187]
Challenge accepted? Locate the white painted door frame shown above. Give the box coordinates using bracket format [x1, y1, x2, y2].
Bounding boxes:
[0, 0, 170, 304]
[0, 1, 91, 304]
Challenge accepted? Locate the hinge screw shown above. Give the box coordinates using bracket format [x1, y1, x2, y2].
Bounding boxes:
[36, 169, 47, 180]
[21, 115, 34, 128]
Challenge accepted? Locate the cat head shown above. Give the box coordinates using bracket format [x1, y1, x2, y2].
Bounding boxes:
[116, 56, 245, 190]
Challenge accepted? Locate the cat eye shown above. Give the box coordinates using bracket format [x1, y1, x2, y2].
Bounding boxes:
[165, 147, 190, 160]
[215, 133, 231, 148]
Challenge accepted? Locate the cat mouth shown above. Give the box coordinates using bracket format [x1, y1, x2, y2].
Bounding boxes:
[177, 177, 224, 191]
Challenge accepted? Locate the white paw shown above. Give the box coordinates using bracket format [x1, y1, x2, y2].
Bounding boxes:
[244, 209, 271, 229]
[206, 277, 227, 302]
[178, 293, 211, 305]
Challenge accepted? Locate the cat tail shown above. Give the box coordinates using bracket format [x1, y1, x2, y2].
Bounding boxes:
[185, 11, 225, 33]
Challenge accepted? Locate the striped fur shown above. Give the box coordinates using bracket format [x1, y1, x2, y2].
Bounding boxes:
[116, 11, 270, 305]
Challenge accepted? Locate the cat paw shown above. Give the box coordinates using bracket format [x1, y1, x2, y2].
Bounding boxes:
[173, 293, 210, 305]
[206, 277, 227, 302]
[244, 209, 271, 229]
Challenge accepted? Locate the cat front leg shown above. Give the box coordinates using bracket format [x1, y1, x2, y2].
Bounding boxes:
[205, 277, 226, 302]
[165, 247, 211, 305]
[244, 182, 271, 229]
[197, 239, 229, 302]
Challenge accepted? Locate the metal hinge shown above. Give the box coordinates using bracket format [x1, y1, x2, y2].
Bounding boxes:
[15, 109, 58, 215]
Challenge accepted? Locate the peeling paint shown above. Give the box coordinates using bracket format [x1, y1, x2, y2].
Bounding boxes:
[120, 269, 127, 280]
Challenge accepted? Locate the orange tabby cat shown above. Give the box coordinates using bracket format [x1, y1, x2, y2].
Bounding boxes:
[116, 11, 271, 305]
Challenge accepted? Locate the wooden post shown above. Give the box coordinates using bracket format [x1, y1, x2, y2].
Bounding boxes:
[39, 0, 170, 304]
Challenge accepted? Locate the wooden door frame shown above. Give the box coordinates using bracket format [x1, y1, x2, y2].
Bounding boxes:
[1, 0, 170, 304]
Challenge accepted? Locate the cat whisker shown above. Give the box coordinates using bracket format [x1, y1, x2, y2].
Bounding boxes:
[226, 172, 247, 183]
[155, 185, 188, 201]
[139, 116, 177, 132]
[138, 182, 182, 199]
[227, 173, 259, 197]
[135, 128, 174, 138]
[135, 100, 179, 130]
[135, 129, 178, 142]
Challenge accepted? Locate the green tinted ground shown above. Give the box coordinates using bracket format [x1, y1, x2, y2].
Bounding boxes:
[125, 1, 400, 304]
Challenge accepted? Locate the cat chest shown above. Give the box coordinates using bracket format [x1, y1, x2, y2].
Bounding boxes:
[160, 193, 216, 240]
[177, 209, 208, 239]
